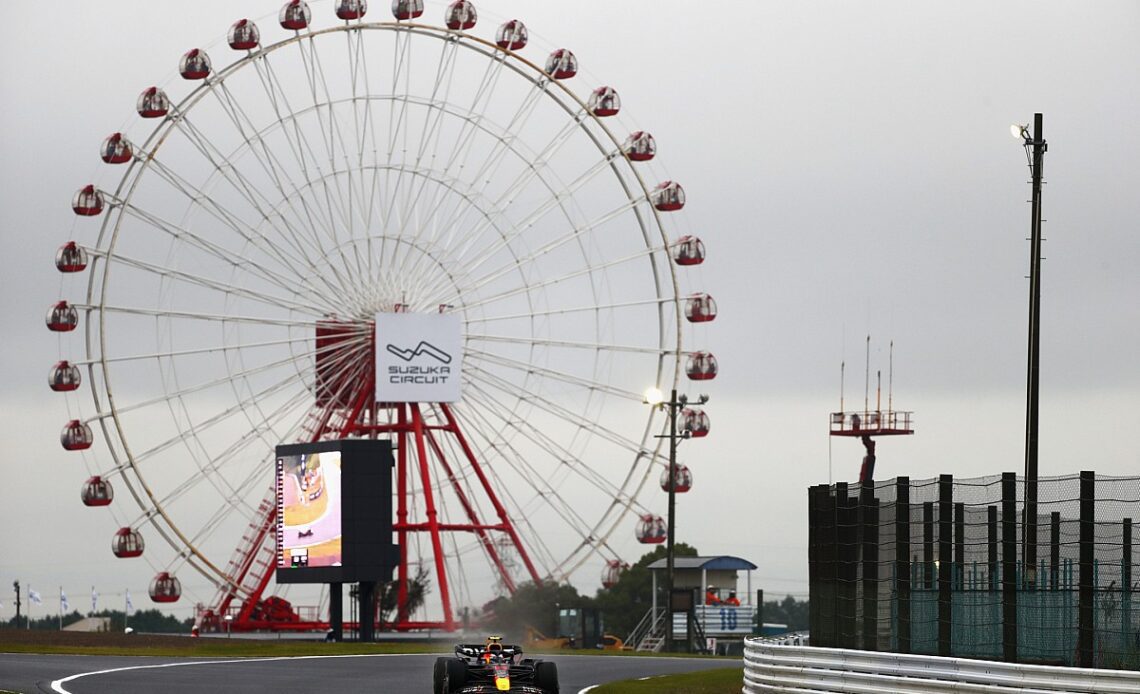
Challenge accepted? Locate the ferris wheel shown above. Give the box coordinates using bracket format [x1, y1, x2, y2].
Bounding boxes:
[50, 0, 718, 630]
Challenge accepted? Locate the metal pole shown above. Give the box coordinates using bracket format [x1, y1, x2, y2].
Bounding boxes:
[665, 388, 678, 651]
[1023, 113, 1046, 581]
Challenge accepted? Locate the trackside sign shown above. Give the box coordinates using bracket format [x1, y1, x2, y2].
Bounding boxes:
[374, 313, 463, 403]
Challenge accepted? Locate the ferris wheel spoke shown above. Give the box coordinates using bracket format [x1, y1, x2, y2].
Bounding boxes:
[449, 392, 589, 571]
[96, 342, 316, 424]
[208, 80, 370, 305]
[245, 59, 372, 303]
[285, 41, 358, 238]
[81, 333, 313, 368]
[397, 71, 551, 283]
[465, 332, 668, 357]
[101, 250, 328, 316]
[399, 82, 549, 283]
[435, 151, 619, 288]
[298, 34, 374, 286]
[84, 302, 317, 328]
[388, 47, 509, 275]
[169, 111, 352, 299]
[443, 242, 660, 314]
[158, 386, 312, 538]
[462, 388, 631, 517]
[471, 296, 670, 324]
[463, 362, 653, 475]
[346, 28, 385, 284]
[124, 361, 311, 467]
[203, 82, 341, 253]
[115, 199, 341, 310]
[464, 347, 640, 402]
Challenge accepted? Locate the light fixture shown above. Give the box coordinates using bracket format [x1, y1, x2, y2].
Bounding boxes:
[643, 387, 664, 406]
[1010, 123, 1029, 141]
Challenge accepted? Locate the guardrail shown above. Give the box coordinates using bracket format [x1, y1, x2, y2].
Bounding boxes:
[742, 639, 1140, 693]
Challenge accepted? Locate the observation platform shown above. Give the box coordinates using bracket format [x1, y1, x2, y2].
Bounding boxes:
[830, 410, 914, 437]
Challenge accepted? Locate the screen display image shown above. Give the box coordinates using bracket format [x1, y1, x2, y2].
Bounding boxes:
[277, 451, 343, 569]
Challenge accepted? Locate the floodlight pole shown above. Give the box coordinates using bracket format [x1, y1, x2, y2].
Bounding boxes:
[1022, 112, 1047, 583]
[665, 388, 679, 651]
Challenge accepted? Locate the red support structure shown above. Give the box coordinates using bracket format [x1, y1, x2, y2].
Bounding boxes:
[200, 319, 541, 633]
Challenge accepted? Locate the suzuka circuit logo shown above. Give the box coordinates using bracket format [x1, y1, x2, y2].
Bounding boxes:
[385, 341, 453, 385]
[385, 341, 452, 364]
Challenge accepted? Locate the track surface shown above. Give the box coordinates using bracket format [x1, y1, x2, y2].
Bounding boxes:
[0, 651, 737, 693]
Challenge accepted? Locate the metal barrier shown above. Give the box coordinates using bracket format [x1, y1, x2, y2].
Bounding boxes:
[742, 639, 1140, 693]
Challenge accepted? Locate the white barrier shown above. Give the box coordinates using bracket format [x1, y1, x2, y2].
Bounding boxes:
[742, 638, 1140, 693]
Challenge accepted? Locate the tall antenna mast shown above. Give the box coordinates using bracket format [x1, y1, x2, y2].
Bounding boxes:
[864, 335, 870, 418]
[888, 340, 894, 413]
[840, 361, 845, 414]
[829, 336, 915, 483]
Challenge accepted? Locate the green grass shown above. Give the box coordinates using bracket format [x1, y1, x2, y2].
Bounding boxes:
[587, 666, 743, 693]
[0, 639, 448, 658]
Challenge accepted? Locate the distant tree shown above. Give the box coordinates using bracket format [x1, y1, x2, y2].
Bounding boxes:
[378, 565, 431, 627]
[488, 580, 590, 642]
[592, 542, 699, 638]
[3, 608, 191, 633]
[759, 595, 809, 632]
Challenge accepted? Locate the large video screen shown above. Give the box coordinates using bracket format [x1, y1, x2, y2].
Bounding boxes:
[275, 439, 397, 584]
[278, 451, 343, 570]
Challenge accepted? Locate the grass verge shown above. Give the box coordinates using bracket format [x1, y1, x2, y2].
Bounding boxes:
[587, 666, 743, 693]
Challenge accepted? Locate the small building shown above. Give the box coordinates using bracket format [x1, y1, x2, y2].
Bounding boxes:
[629, 555, 780, 653]
[63, 616, 111, 632]
[645, 555, 756, 609]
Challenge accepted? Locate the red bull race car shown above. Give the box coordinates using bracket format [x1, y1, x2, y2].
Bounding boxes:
[433, 636, 559, 693]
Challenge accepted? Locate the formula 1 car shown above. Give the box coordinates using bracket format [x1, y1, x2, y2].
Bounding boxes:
[433, 638, 559, 694]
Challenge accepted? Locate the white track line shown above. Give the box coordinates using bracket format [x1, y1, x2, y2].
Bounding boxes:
[50, 653, 411, 693]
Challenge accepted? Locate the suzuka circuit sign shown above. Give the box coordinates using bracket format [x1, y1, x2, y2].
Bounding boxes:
[374, 313, 463, 403]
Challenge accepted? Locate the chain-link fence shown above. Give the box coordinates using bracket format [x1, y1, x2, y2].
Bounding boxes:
[808, 472, 1140, 669]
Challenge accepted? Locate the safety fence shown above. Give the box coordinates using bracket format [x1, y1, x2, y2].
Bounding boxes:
[742, 640, 1140, 693]
[808, 472, 1140, 669]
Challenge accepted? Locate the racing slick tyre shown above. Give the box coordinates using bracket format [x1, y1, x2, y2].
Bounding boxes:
[433, 657, 449, 694]
[535, 660, 560, 694]
[444, 658, 468, 693]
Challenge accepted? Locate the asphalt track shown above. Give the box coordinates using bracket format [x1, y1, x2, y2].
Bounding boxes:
[0, 651, 738, 693]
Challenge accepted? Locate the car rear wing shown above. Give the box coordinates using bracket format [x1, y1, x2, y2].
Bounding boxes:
[455, 644, 524, 660]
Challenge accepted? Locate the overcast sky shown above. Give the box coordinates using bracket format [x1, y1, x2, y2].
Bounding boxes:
[2, 1, 1138, 620]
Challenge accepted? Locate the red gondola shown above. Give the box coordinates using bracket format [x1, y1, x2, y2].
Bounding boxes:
[46, 301, 79, 332]
[684, 293, 717, 323]
[545, 49, 578, 79]
[100, 133, 131, 164]
[61, 419, 93, 451]
[671, 235, 705, 266]
[56, 242, 88, 273]
[445, 0, 477, 30]
[228, 19, 260, 50]
[150, 572, 182, 603]
[49, 361, 81, 392]
[112, 527, 144, 558]
[391, 0, 422, 20]
[72, 185, 103, 216]
[495, 20, 527, 50]
[81, 475, 113, 507]
[601, 559, 628, 589]
[179, 49, 211, 80]
[685, 351, 718, 381]
[635, 514, 667, 544]
[681, 408, 710, 437]
[335, 0, 367, 20]
[137, 87, 170, 119]
[622, 131, 656, 162]
[651, 181, 685, 212]
[659, 463, 693, 493]
[279, 0, 311, 30]
[588, 86, 620, 117]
